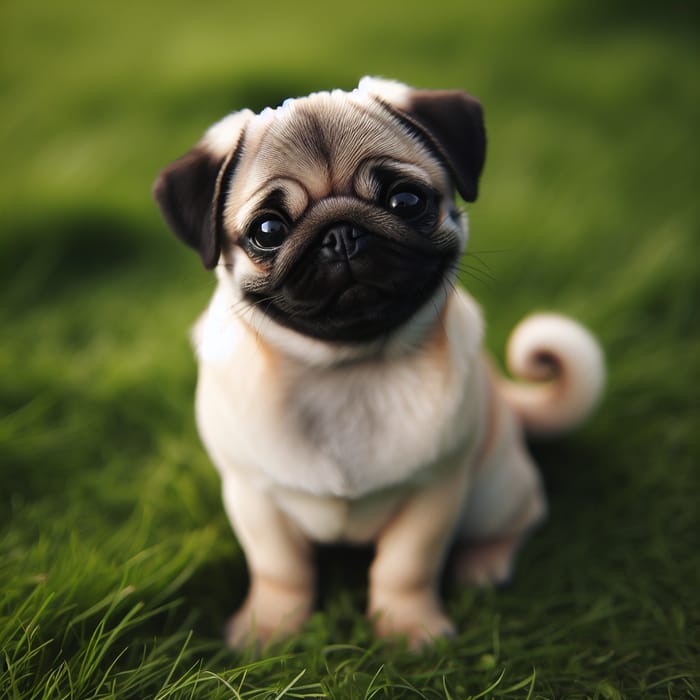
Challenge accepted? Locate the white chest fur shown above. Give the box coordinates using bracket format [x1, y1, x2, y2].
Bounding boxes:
[193, 283, 486, 542]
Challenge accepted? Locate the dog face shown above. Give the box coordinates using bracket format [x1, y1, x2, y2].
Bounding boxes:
[154, 77, 486, 345]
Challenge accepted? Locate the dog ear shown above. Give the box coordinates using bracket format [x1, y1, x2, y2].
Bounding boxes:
[359, 78, 486, 202]
[401, 89, 486, 202]
[152, 110, 252, 269]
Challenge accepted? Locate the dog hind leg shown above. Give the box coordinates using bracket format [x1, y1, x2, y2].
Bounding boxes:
[454, 400, 547, 586]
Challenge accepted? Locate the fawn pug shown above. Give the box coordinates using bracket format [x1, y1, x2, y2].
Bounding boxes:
[153, 77, 604, 647]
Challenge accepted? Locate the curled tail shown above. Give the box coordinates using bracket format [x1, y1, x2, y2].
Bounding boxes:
[497, 313, 605, 437]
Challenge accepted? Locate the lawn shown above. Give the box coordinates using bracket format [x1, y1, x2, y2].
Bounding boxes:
[1, 0, 698, 697]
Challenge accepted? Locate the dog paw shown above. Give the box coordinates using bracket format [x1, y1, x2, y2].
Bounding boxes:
[225, 604, 276, 650]
[224, 581, 313, 649]
[453, 536, 519, 586]
[369, 587, 456, 648]
[374, 611, 457, 649]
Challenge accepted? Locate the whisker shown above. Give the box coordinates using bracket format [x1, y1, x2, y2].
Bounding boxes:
[460, 263, 498, 283]
[462, 267, 496, 289]
[465, 247, 510, 258]
[463, 252, 501, 280]
[448, 261, 496, 290]
[457, 254, 499, 279]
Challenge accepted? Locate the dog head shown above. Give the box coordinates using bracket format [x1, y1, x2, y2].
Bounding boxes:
[154, 77, 486, 349]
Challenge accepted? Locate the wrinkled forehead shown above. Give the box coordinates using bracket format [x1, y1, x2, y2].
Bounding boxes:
[233, 90, 449, 201]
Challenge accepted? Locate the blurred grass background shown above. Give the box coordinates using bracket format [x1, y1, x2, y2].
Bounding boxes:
[1, 0, 698, 697]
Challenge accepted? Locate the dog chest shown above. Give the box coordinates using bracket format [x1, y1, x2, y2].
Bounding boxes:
[196, 349, 472, 501]
[194, 287, 485, 503]
[287, 359, 458, 490]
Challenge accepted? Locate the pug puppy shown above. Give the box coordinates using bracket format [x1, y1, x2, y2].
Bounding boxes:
[153, 77, 605, 648]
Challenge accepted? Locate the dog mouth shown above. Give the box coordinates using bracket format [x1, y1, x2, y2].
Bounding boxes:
[244, 228, 453, 343]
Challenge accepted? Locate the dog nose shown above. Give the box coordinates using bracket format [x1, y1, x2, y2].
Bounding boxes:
[320, 223, 367, 261]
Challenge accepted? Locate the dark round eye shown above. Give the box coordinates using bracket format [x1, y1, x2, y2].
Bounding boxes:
[249, 217, 288, 250]
[387, 188, 427, 220]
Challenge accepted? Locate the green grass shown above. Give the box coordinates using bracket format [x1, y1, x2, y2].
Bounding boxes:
[1, 0, 698, 697]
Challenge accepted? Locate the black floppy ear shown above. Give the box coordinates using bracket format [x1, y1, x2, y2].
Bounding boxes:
[152, 111, 251, 269]
[359, 78, 486, 202]
[153, 148, 226, 269]
[400, 89, 486, 202]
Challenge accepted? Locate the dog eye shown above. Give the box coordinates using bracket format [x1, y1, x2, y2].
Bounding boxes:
[249, 217, 288, 250]
[387, 187, 427, 220]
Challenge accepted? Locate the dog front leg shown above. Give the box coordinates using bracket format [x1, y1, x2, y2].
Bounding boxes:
[368, 461, 470, 647]
[220, 474, 314, 648]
